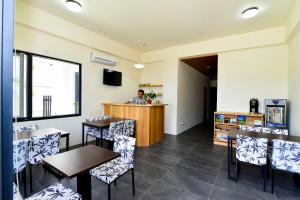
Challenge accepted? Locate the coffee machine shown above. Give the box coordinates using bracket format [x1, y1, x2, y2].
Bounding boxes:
[250, 98, 259, 114]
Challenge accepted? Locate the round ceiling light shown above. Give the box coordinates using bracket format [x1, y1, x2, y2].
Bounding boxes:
[242, 7, 259, 19]
[65, 0, 82, 13]
[133, 64, 145, 69]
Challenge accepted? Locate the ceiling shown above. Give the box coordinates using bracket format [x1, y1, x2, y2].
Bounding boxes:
[181, 55, 218, 80]
[19, 0, 295, 52]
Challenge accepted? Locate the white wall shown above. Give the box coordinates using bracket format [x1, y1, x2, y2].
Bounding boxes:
[15, 0, 140, 62]
[287, 0, 300, 136]
[140, 62, 164, 85]
[141, 27, 287, 135]
[217, 45, 288, 113]
[141, 59, 178, 135]
[177, 61, 210, 133]
[14, 24, 141, 146]
[288, 30, 300, 136]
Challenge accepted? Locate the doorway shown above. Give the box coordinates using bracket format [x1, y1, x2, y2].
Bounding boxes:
[181, 55, 218, 128]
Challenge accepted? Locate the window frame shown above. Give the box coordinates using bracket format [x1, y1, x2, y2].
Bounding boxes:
[14, 50, 82, 122]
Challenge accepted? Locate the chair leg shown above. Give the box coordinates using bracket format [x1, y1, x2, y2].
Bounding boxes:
[267, 160, 270, 180]
[235, 159, 238, 183]
[108, 184, 111, 200]
[29, 164, 33, 193]
[263, 166, 266, 192]
[22, 169, 27, 197]
[86, 134, 88, 146]
[132, 168, 135, 195]
[271, 168, 274, 193]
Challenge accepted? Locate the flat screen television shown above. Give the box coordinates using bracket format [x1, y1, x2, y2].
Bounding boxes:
[103, 68, 122, 86]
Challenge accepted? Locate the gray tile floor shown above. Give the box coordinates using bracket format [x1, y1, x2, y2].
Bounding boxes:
[28, 125, 300, 200]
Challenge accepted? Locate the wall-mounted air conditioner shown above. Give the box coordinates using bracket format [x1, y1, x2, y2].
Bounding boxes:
[90, 51, 117, 66]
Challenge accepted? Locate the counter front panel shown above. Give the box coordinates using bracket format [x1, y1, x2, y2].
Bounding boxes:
[103, 103, 165, 147]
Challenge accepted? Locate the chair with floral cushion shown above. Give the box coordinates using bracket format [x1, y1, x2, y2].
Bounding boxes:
[13, 124, 38, 134]
[85, 127, 105, 146]
[239, 125, 262, 133]
[85, 116, 112, 146]
[13, 182, 81, 200]
[270, 139, 300, 193]
[102, 121, 125, 149]
[263, 127, 288, 135]
[236, 135, 268, 191]
[90, 135, 136, 200]
[13, 139, 28, 196]
[122, 120, 135, 137]
[27, 132, 61, 193]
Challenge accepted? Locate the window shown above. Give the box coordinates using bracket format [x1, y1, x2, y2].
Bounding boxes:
[13, 53, 28, 118]
[13, 50, 81, 121]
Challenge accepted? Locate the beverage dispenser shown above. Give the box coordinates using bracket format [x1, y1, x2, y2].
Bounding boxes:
[264, 99, 288, 129]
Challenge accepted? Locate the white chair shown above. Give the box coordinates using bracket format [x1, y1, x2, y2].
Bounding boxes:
[85, 115, 112, 145]
[13, 182, 81, 200]
[27, 132, 61, 193]
[102, 121, 125, 142]
[236, 135, 268, 191]
[263, 127, 288, 135]
[90, 135, 136, 200]
[239, 125, 262, 133]
[85, 127, 106, 146]
[13, 139, 28, 196]
[13, 124, 38, 133]
[271, 140, 300, 193]
[122, 120, 135, 136]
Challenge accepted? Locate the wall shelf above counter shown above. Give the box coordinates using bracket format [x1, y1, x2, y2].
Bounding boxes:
[138, 84, 163, 88]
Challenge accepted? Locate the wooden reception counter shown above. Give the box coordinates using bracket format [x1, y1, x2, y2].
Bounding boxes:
[103, 103, 166, 147]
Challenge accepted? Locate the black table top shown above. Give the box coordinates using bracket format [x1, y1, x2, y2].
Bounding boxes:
[82, 118, 126, 128]
[13, 128, 69, 141]
[43, 145, 120, 178]
[227, 129, 300, 143]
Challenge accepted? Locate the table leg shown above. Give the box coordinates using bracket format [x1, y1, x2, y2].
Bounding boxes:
[101, 128, 103, 147]
[227, 137, 231, 178]
[82, 124, 85, 146]
[230, 139, 236, 165]
[294, 174, 300, 187]
[77, 172, 92, 200]
[66, 135, 69, 151]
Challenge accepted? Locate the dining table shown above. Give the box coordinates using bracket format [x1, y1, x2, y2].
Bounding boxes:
[13, 128, 70, 151]
[82, 117, 126, 147]
[226, 129, 300, 179]
[43, 145, 120, 200]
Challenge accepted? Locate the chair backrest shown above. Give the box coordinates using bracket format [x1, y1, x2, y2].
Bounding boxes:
[263, 128, 288, 135]
[113, 135, 136, 168]
[109, 121, 124, 136]
[239, 125, 262, 133]
[13, 183, 24, 200]
[13, 139, 28, 173]
[236, 135, 268, 165]
[271, 140, 300, 174]
[122, 120, 135, 136]
[13, 124, 38, 133]
[28, 132, 61, 164]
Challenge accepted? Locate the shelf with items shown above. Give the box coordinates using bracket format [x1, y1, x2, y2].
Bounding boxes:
[139, 83, 164, 103]
[214, 111, 264, 146]
[138, 83, 163, 88]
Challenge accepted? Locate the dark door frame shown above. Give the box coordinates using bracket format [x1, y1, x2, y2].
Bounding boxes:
[1, 0, 14, 199]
